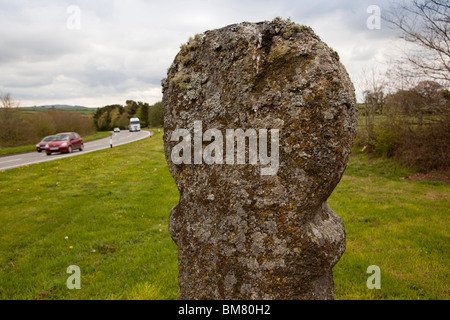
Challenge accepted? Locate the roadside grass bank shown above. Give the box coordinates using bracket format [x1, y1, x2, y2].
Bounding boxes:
[0, 130, 179, 299]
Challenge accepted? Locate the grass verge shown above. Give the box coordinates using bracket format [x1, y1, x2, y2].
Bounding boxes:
[0, 131, 112, 157]
[0, 130, 179, 299]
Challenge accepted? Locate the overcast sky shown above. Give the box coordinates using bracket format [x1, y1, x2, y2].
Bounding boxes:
[0, 0, 402, 108]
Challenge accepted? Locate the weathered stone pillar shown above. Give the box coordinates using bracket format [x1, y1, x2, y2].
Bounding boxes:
[162, 18, 357, 300]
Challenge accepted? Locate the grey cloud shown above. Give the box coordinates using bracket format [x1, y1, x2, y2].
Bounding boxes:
[82, 68, 128, 87]
[0, 0, 404, 107]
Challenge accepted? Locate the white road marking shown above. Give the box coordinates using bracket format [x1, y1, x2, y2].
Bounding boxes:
[0, 158, 22, 164]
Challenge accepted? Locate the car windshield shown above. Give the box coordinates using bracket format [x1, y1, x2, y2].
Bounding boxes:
[43, 136, 54, 142]
[53, 134, 69, 141]
[130, 121, 139, 125]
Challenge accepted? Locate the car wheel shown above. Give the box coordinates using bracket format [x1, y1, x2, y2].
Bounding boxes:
[68, 146, 72, 153]
[46, 153, 51, 156]
[37, 150, 42, 153]
[79, 143, 84, 151]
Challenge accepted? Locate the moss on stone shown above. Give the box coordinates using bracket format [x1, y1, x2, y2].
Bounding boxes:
[271, 17, 309, 39]
[170, 72, 190, 91]
[181, 33, 203, 52]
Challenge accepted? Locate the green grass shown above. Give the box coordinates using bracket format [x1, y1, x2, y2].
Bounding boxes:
[20, 107, 96, 116]
[0, 145, 37, 157]
[331, 150, 449, 299]
[0, 131, 112, 157]
[0, 134, 448, 300]
[0, 130, 179, 299]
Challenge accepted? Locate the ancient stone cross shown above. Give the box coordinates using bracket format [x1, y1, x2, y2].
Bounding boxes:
[162, 18, 357, 300]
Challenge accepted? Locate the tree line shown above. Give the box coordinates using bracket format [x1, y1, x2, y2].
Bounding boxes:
[93, 100, 163, 131]
[358, 79, 449, 172]
[0, 96, 163, 149]
[356, 0, 449, 172]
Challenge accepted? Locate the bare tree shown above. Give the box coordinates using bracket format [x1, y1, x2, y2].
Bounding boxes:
[384, 0, 450, 83]
[0, 93, 22, 147]
[356, 67, 387, 148]
[1, 93, 20, 109]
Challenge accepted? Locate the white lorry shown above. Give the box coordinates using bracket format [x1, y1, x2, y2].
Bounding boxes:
[129, 117, 141, 132]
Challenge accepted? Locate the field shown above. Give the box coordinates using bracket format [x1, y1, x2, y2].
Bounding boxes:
[0, 130, 448, 300]
[331, 153, 449, 299]
[19, 107, 96, 116]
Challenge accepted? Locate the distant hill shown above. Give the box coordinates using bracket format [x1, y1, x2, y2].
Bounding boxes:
[22, 104, 91, 109]
[20, 105, 96, 115]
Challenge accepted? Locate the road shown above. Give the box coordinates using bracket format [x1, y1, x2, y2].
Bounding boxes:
[0, 130, 152, 171]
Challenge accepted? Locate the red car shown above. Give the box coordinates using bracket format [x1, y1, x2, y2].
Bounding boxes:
[45, 132, 84, 155]
[36, 135, 55, 153]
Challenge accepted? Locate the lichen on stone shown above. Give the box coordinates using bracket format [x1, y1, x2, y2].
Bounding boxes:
[169, 71, 190, 91]
[180, 33, 203, 52]
[271, 16, 310, 39]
